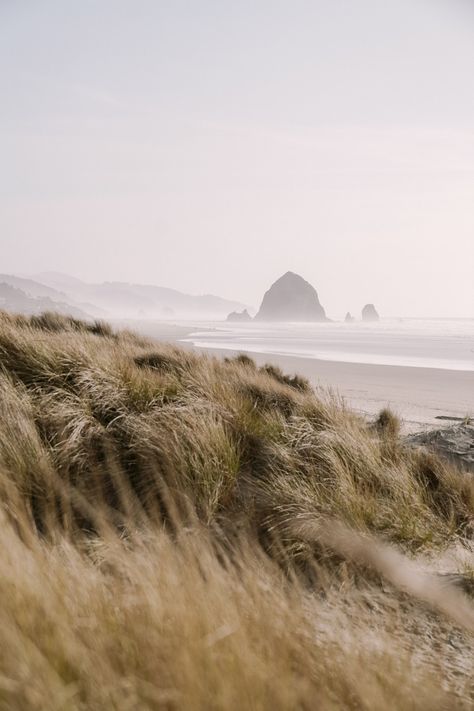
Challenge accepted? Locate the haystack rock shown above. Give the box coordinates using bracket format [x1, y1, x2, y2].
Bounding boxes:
[255, 272, 327, 322]
[344, 312, 355, 323]
[362, 304, 380, 322]
[226, 309, 252, 323]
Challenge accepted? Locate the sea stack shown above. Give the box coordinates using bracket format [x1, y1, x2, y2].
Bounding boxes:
[344, 312, 355, 323]
[226, 309, 252, 323]
[361, 304, 380, 322]
[255, 272, 327, 322]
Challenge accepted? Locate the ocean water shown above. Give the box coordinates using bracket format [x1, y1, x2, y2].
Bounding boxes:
[180, 319, 474, 372]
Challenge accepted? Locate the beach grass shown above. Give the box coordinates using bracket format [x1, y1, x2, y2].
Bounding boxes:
[0, 310, 473, 709]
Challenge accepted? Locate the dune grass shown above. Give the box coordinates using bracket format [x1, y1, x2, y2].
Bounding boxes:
[0, 310, 473, 709]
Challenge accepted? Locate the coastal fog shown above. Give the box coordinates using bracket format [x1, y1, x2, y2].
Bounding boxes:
[1, 1, 474, 319]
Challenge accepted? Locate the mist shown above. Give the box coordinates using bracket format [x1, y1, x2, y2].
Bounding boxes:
[1, 0, 473, 318]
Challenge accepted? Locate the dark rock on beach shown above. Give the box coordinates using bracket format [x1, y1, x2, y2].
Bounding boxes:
[405, 421, 474, 472]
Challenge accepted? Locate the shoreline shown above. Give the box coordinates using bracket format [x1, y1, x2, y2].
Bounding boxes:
[119, 320, 474, 434]
[194, 346, 473, 433]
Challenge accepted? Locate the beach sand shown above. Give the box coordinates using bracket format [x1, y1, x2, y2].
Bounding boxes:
[210, 350, 473, 433]
[121, 320, 473, 433]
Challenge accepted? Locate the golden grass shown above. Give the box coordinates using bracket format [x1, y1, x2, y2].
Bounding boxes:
[0, 310, 473, 709]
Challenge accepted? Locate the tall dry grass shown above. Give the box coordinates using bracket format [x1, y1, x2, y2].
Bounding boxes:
[0, 310, 473, 709]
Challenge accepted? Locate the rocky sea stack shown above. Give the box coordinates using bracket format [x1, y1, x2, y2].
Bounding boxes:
[255, 272, 327, 322]
[362, 304, 380, 322]
[226, 309, 252, 323]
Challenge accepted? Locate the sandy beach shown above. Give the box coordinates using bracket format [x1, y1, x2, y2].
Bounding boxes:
[122, 320, 473, 433]
[203, 349, 473, 432]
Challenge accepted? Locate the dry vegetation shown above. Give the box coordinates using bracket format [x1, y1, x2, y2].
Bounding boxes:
[0, 310, 473, 710]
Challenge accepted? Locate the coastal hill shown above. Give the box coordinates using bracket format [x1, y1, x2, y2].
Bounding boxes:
[34, 272, 247, 320]
[0, 272, 248, 321]
[0, 282, 90, 319]
[255, 271, 328, 321]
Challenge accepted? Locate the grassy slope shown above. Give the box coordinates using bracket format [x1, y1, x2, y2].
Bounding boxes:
[0, 310, 473, 710]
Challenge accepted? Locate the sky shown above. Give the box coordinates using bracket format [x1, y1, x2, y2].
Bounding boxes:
[1, 0, 473, 318]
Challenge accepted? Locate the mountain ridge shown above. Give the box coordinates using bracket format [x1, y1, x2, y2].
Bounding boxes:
[29, 272, 249, 319]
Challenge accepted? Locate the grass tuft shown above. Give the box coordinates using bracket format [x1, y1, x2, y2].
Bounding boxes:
[224, 353, 257, 369]
[260, 363, 312, 392]
[374, 407, 401, 438]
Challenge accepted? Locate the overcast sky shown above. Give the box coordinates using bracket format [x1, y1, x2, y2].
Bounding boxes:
[1, 0, 473, 317]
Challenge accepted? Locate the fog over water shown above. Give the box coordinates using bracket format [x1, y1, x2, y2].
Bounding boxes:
[1, 1, 473, 318]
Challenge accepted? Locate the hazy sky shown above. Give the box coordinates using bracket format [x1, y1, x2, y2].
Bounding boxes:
[1, 0, 473, 317]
